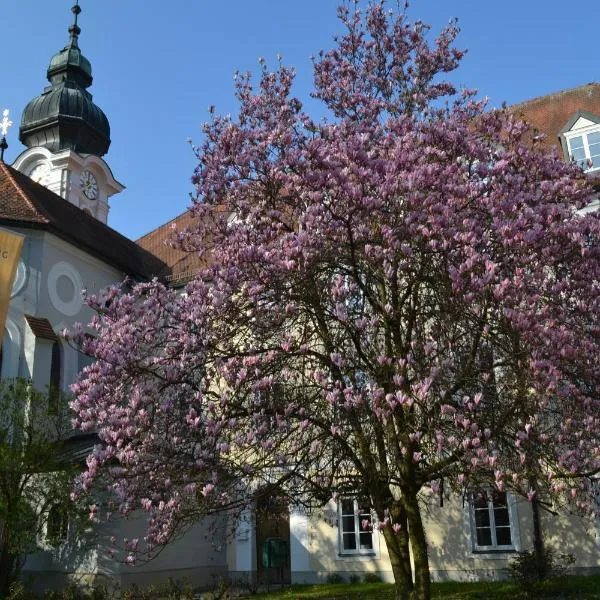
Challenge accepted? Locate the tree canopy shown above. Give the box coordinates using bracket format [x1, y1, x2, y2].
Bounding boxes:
[0, 380, 75, 598]
[70, 3, 600, 599]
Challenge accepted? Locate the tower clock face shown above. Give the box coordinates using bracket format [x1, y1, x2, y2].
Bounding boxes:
[80, 170, 98, 200]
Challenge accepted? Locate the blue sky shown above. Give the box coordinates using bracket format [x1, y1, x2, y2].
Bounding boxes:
[2, 1, 599, 240]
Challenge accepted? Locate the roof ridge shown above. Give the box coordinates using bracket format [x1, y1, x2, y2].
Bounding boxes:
[0, 162, 50, 223]
[511, 82, 600, 110]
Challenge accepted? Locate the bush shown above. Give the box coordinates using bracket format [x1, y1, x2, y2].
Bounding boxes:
[325, 573, 345, 584]
[202, 576, 236, 600]
[509, 546, 575, 596]
[362, 572, 382, 583]
[117, 578, 196, 600]
[348, 574, 361, 584]
[43, 584, 81, 600]
[28, 578, 195, 600]
[89, 587, 115, 600]
[7, 582, 28, 600]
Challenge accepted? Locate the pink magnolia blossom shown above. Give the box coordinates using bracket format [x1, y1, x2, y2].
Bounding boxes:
[70, 2, 600, 596]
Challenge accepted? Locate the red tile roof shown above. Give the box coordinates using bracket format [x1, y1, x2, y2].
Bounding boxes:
[136, 211, 199, 283]
[24, 314, 58, 342]
[0, 162, 167, 279]
[136, 206, 227, 285]
[511, 82, 600, 153]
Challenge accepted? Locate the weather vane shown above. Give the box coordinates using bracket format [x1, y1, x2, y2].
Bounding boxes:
[0, 109, 12, 162]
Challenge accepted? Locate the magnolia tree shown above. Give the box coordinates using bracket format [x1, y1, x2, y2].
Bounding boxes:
[70, 3, 600, 599]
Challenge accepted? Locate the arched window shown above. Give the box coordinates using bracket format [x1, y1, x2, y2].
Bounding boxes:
[2, 320, 21, 379]
[0, 326, 11, 378]
[46, 504, 68, 547]
[49, 341, 62, 409]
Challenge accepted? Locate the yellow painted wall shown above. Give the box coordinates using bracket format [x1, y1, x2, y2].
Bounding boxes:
[301, 494, 600, 582]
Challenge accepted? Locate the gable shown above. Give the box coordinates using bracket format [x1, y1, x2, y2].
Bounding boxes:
[570, 116, 597, 130]
[560, 109, 600, 134]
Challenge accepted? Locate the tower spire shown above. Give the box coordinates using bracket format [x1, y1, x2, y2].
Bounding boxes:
[68, 1, 82, 48]
[19, 0, 111, 157]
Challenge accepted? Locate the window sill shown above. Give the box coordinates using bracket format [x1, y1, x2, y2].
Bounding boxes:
[337, 552, 378, 561]
[471, 549, 518, 559]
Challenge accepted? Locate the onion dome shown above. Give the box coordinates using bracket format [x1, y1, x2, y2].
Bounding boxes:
[19, 3, 110, 157]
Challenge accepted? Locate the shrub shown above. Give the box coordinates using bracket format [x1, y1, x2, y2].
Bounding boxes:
[202, 577, 234, 600]
[89, 587, 115, 600]
[119, 579, 196, 600]
[362, 572, 382, 583]
[7, 582, 28, 600]
[509, 546, 575, 596]
[43, 584, 80, 600]
[6, 579, 196, 600]
[325, 573, 345, 584]
[348, 574, 361, 584]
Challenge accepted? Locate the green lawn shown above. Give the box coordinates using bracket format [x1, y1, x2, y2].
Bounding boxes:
[250, 575, 600, 599]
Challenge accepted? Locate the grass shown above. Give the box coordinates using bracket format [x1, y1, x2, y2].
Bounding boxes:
[250, 574, 600, 599]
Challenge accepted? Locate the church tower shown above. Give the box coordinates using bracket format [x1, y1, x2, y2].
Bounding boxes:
[12, 2, 123, 224]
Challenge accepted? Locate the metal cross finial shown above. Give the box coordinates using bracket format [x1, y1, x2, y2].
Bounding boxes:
[0, 109, 12, 138]
[0, 109, 12, 162]
[68, 1, 82, 46]
[72, 1, 81, 25]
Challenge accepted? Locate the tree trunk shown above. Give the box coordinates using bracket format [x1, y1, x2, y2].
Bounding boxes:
[381, 505, 414, 600]
[403, 489, 431, 600]
[529, 478, 546, 579]
[0, 542, 17, 599]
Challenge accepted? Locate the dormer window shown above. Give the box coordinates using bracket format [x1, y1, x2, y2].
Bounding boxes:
[566, 130, 600, 172]
[561, 111, 600, 173]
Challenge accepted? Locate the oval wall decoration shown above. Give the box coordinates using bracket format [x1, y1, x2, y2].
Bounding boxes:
[10, 260, 28, 298]
[47, 261, 83, 316]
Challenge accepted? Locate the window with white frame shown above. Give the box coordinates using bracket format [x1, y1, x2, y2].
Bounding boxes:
[470, 490, 516, 552]
[565, 129, 600, 172]
[338, 498, 374, 555]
